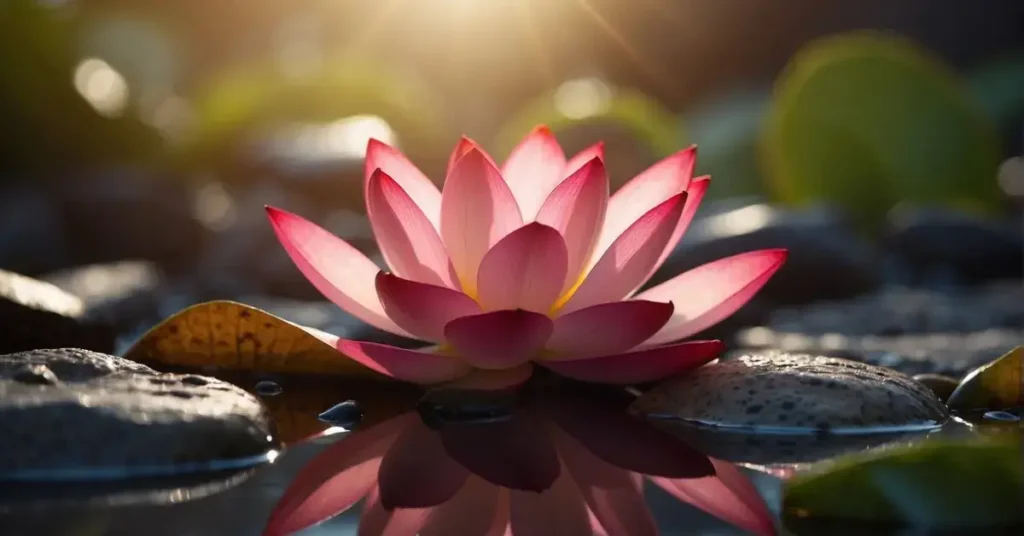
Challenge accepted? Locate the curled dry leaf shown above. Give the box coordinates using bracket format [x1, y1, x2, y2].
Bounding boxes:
[946, 346, 1023, 412]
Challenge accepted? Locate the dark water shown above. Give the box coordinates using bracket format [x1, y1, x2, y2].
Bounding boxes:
[0, 379, 1015, 536]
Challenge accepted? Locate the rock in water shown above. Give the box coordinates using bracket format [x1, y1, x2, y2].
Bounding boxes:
[0, 348, 274, 477]
[0, 270, 116, 354]
[631, 352, 948, 432]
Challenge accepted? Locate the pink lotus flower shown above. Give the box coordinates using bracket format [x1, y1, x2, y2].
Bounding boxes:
[267, 127, 786, 388]
[263, 393, 777, 536]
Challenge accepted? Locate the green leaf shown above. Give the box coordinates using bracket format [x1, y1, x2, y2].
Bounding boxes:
[946, 346, 1023, 412]
[762, 32, 1004, 229]
[783, 438, 1024, 531]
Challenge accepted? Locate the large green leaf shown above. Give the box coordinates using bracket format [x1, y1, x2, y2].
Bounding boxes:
[784, 438, 1023, 531]
[946, 346, 1023, 412]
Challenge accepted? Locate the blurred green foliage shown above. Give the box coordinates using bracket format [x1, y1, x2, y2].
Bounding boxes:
[762, 32, 1005, 228]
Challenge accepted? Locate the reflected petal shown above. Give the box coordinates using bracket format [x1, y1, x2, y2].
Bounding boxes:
[509, 459, 592, 536]
[421, 476, 508, 536]
[441, 411, 560, 491]
[359, 486, 432, 536]
[378, 418, 470, 509]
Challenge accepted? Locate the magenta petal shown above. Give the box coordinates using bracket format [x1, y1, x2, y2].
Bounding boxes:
[441, 148, 524, 291]
[444, 310, 553, 370]
[651, 458, 777, 536]
[509, 460, 592, 536]
[263, 415, 411, 536]
[547, 300, 673, 358]
[565, 142, 605, 175]
[421, 476, 507, 536]
[446, 136, 498, 180]
[366, 169, 457, 287]
[535, 158, 609, 295]
[544, 393, 714, 478]
[443, 364, 535, 391]
[359, 486, 432, 536]
[441, 411, 560, 491]
[640, 175, 711, 292]
[500, 126, 568, 218]
[265, 206, 410, 337]
[335, 339, 472, 384]
[377, 418, 469, 509]
[376, 273, 481, 342]
[477, 223, 569, 313]
[636, 249, 788, 346]
[559, 193, 687, 315]
[365, 139, 442, 228]
[553, 429, 657, 536]
[541, 340, 724, 384]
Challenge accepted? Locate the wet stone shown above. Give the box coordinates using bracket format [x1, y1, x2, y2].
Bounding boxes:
[983, 410, 1020, 422]
[318, 400, 363, 429]
[43, 261, 167, 332]
[631, 351, 948, 432]
[0, 348, 274, 476]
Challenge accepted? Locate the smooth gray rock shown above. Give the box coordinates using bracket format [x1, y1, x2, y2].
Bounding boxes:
[0, 349, 274, 477]
[631, 351, 948, 432]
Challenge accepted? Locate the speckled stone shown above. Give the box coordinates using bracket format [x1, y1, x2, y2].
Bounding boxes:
[0, 348, 274, 476]
[630, 351, 948, 431]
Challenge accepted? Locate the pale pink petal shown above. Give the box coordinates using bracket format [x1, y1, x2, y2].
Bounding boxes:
[651, 458, 777, 536]
[477, 223, 568, 313]
[547, 300, 673, 358]
[636, 249, 788, 346]
[535, 159, 609, 295]
[375, 273, 481, 342]
[591, 146, 696, 266]
[446, 136, 497, 180]
[263, 415, 411, 536]
[500, 126, 568, 218]
[444, 310, 553, 370]
[266, 207, 410, 338]
[553, 428, 657, 536]
[377, 418, 469, 509]
[421, 476, 506, 536]
[639, 175, 711, 292]
[359, 486, 431, 536]
[541, 340, 724, 384]
[509, 460, 592, 536]
[565, 142, 605, 175]
[365, 139, 442, 227]
[558, 193, 686, 315]
[366, 169, 458, 288]
[441, 148, 524, 293]
[443, 363, 535, 391]
[335, 339, 472, 384]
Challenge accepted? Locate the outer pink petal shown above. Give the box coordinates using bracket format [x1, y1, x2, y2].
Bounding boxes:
[547, 300, 674, 358]
[446, 136, 497, 180]
[366, 169, 458, 288]
[365, 139, 442, 228]
[541, 340, 724, 384]
[640, 175, 711, 293]
[444, 310, 553, 370]
[441, 148, 524, 292]
[335, 339, 472, 384]
[500, 126, 568, 218]
[553, 428, 657, 536]
[636, 249, 788, 346]
[443, 363, 535, 391]
[265, 207, 411, 338]
[375, 273, 481, 342]
[477, 223, 568, 313]
[377, 418, 469, 509]
[565, 142, 605, 175]
[559, 193, 686, 315]
[535, 158, 609, 295]
[590, 146, 696, 267]
[509, 460, 592, 536]
[359, 486, 432, 536]
[651, 458, 777, 536]
[421, 476, 506, 536]
[263, 414, 411, 536]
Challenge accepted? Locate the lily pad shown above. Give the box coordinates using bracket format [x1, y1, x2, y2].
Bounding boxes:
[783, 438, 1024, 531]
[946, 346, 1023, 412]
[763, 32, 1003, 228]
[121, 300, 384, 378]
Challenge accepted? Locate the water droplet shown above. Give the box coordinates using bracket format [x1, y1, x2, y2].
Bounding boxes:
[983, 410, 1020, 422]
[318, 400, 363, 428]
[255, 380, 283, 396]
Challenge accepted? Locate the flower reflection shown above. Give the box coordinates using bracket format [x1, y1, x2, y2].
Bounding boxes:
[264, 390, 776, 535]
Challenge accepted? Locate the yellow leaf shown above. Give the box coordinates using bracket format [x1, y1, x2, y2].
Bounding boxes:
[946, 346, 1023, 411]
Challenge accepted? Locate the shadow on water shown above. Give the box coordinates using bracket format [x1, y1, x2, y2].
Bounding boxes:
[0, 375, 1018, 536]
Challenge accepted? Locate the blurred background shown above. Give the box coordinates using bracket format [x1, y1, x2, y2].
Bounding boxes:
[1, 0, 1022, 354]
